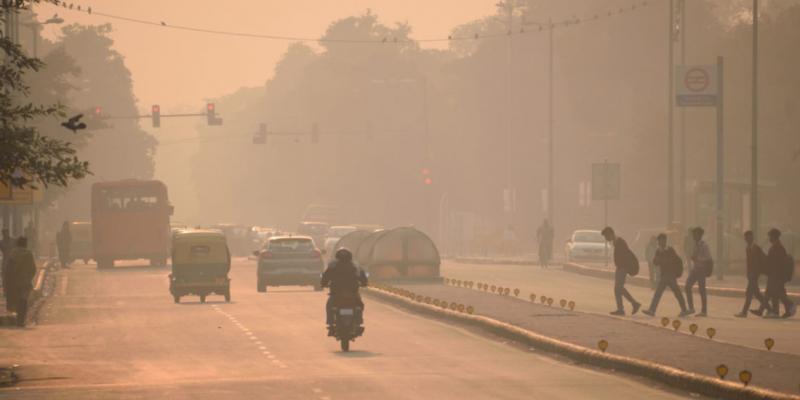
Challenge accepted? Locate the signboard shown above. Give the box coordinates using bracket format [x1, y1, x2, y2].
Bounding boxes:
[0, 181, 42, 205]
[676, 65, 717, 107]
[592, 163, 620, 201]
[0, 181, 10, 200]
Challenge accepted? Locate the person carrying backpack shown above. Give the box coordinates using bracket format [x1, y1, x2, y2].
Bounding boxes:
[685, 227, 712, 317]
[643, 233, 690, 317]
[602, 227, 641, 316]
[737, 230, 768, 318]
[763, 228, 796, 319]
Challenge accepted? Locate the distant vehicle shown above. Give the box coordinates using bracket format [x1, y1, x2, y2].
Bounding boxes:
[564, 230, 608, 263]
[302, 204, 339, 224]
[211, 224, 260, 257]
[323, 225, 358, 256]
[169, 229, 231, 303]
[91, 179, 173, 269]
[297, 221, 330, 248]
[170, 221, 188, 236]
[69, 221, 93, 264]
[254, 236, 324, 292]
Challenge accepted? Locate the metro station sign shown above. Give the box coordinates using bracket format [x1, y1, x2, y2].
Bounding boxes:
[676, 65, 718, 107]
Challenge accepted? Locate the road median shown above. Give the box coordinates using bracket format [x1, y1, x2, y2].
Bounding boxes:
[365, 283, 800, 400]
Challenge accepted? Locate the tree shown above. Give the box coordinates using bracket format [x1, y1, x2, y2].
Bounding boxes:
[0, 3, 90, 189]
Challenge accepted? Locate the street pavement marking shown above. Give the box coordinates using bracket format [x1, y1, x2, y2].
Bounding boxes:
[312, 388, 323, 394]
[258, 346, 267, 350]
[212, 307, 287, 369]
[58, 276, 69, 296]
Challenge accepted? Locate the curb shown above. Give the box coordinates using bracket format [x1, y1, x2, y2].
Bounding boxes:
[454, 257, 542, 266]
[562, 262, 800, 303]
[0, 366, 18, 387]
[364, 286, 800, 400]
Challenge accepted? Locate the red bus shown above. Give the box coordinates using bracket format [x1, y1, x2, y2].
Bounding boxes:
[91, 179, 173, 268]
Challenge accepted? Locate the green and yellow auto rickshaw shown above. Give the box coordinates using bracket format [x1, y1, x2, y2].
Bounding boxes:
[169, 229, 231, 304]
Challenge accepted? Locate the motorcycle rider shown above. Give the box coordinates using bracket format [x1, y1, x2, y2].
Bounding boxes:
[321, 248, 368, 336]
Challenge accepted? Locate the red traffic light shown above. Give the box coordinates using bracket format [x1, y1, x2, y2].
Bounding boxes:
[424, 177, 433, 185]
[152, 105, 160, 113]
[207, 103, 215, 112]
[94, 106, 102, 115]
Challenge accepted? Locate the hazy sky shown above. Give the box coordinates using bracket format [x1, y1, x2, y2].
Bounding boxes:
[36, 0, 495, 113]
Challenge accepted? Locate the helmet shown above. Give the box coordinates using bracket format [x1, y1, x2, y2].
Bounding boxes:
[335, 248, 353, 263]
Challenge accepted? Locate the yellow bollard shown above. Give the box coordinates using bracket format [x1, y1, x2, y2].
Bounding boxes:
[597, 339, 609, 353]
[441, 301, 449, 309]
[424, 296, 432, 304]
[466, 306, 474, 315]
[764, 338, 775, 351]
[559, 299, 567, 308]
[491, 285, 497, 293]
[568, 300, 575, 311]
[513, 288, 520, 297]
[503, 288, 510, 296]
[671, 319, 681, 331]
[715, 364, 728, 380]
[433, 299, 440, 306]
[689, 323, 698, 335]
[530, 294, 536, 302]
[458, 304, 465, 313]
[706, 327, 716, 340]
[660, 317, 670, 327]
[540, 295, 547, 304]
[546, 298, 554, 306]
[738, 370, 752, 386]
[445, 278, 450, 285]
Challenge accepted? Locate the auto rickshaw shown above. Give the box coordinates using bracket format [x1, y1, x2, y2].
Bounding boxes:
[70, 221, 93, 264]
[170, 229, 231, 304]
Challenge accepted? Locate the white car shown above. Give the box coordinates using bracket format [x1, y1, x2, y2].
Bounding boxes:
[323, 225, 358, 256]
[565, 230, 609, 262]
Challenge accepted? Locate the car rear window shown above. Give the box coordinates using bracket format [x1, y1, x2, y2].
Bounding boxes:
[269, 239, 314, 252]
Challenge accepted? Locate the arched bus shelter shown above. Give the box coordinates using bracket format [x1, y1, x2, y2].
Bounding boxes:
[352, 227, 441, 281]
[334, 230, 374, 254]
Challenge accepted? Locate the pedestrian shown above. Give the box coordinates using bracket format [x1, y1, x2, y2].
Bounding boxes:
[762, 228, 796, 319]
[537, 219, 554, 268]
[685, 227, 712, 317]
[736, 230, 767, 318]
[1, 228, 14, 312]
[643, 233, 690, 317]
[645, 235, 659, 289]
[602, 227, 641, 316]
[56, 221, 72, 269]
[7, 237, 36, 327]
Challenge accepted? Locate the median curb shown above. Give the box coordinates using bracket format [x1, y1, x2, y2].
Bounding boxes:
[454, 257, 539, 266]
[364, 286, 800, 400]
[562, 262, 800, 303]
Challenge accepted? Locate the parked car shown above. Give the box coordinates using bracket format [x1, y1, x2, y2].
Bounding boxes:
[564, 230, 609, 263]
[323, 225, 358, 256]
[255, 236, 325, 292]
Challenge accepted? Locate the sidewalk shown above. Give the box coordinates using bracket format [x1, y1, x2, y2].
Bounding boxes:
[388, 282, 800, 396]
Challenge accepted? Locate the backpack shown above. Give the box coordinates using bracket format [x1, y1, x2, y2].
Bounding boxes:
[698, 258, 714, 278]
[626, 249, 640, 276]
[670, 248, 684, 278]
[785, 254, 795, 282]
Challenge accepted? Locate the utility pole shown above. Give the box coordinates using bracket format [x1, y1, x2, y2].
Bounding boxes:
[716, 56, 725, 280]
[506, 2, 513, 220]
[751, 0, 759, 237]
[679, 0, 687, 226]
[547, 18, 554, 225]
[667, 0, 675, 226]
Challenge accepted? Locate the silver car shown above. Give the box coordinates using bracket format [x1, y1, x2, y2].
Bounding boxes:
[565, 230, 609, 263]
[255, 236, 325, 292]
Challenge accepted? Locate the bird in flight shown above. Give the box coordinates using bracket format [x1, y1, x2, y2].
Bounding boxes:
[61, 114, 87, 133]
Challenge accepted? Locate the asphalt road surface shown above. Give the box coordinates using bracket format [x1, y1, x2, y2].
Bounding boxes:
[0, 259, 701, 399]
[442, 260, 800, 355]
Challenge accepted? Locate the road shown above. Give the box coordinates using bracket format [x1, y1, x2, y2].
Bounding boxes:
[0, 258, 700, 399]
[442, 260, 800, 355]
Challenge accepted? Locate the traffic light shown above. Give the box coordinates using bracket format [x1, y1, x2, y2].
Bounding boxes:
[253, 123, 267, 144]
[151, 104, 160, 128]
[206, 102, 222, 126]
[421, 167, 433, 185]
[311, 122, 319, 143]
[93, 106, 102, 117]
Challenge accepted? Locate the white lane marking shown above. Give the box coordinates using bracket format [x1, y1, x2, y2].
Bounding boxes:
[215, 310, 287, 369]
[255, 341, 263, 345]
[258, 346, 267, 350]
[312, 388, 323, 394]
[320, 397, 331, 400]
[58, 276, 69, 296]
[267, 355, 275, 359]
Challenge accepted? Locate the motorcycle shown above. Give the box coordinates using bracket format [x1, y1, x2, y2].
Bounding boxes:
[330, 294, 365, 352]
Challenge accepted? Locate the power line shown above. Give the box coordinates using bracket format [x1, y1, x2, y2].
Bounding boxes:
[43, 0, 652, 44]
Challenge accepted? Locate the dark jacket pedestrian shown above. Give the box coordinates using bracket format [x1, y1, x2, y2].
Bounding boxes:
[1, 228, 14, 312]
[643, 234, 688, 316]
[738, 231, 767, 317]
[56, 221, 72, 268]
[537, 219, 554, 268]
[685, 227, 711, 317]
[763, 229, 796, 318]
[7, 237, 36, 327]
[602, 227, 640, 316]
[645, 236, 659, 288]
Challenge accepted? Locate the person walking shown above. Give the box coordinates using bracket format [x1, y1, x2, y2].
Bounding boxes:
[685, 227, 712, 317]
[56, 221, 72, 269]
[602, 227, 641, 316]
[736, 230, 767, 318]
[645, 235, 659, 289]
[1, 228, 14, 312]
[537, 219, 554, 268]
[7, 237, 36, 327]
[643, 234, 690, 317]
[762, 228, 796, 319]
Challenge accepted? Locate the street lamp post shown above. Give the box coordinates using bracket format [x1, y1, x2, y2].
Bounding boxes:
[23, 14, 63, 58]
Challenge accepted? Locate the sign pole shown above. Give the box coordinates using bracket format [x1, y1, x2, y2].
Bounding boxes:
[604, 159, 609, 267]
[667, 0, 675, 226]
[716, 56, 725, 280]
